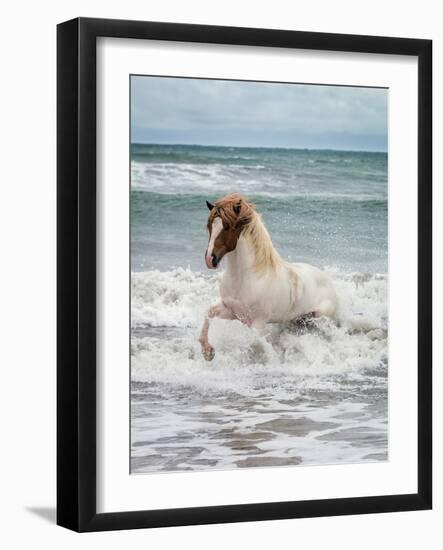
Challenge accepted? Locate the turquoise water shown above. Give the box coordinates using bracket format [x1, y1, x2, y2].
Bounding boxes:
[131, 144, 387, 273]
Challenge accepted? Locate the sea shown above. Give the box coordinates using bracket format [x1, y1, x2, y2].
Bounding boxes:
[130, 143, 388, 473]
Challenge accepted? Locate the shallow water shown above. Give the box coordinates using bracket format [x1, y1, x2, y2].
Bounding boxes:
[131, 385, 387, 472]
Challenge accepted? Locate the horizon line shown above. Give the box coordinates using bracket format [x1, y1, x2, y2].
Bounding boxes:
[131, 141, 387, 154]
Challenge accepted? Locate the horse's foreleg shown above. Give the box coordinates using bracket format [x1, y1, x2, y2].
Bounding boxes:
[199, 316, 214, 361]
[199, 302, 234, 361]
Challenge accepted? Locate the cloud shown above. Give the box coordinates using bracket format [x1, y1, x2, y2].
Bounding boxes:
[131, 76, 387, 151]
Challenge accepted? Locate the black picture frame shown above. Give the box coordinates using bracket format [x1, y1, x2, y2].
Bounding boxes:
[57, 17, 432, 532]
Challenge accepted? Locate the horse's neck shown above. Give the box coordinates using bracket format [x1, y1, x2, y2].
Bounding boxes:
[225, 235, 255, 278]
[225, 220, 281, 280]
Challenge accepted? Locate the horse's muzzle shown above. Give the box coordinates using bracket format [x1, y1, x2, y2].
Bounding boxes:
[205, 250, 219, 269]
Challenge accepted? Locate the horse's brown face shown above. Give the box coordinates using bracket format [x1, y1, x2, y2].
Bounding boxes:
[205, 201, 244, 269]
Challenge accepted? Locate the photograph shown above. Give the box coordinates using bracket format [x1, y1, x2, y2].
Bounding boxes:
[130, 75, 388, 474]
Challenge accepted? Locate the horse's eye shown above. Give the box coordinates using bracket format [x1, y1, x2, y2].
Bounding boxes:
[223, 223, 229, 231]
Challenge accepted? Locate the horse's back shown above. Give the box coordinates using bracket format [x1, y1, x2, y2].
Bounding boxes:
[291, 262, 332, 287]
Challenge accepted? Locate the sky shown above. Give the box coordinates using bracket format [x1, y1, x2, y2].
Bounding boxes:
[131, 76, 388, 152]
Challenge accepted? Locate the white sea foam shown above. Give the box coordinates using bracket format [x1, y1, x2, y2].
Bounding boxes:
[131, 267, 387, 398]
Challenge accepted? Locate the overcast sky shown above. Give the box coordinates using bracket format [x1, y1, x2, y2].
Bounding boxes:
[131, 76, 387, 151]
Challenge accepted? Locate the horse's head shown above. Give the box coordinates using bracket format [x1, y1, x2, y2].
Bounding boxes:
[204, 193, 254, 269]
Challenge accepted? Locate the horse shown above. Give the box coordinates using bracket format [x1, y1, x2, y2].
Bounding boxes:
[199, 193, 337, 361]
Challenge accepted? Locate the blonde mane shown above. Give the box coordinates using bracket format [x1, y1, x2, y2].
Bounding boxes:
[211, 193, 281, 272]
[242, 211, 281, 272]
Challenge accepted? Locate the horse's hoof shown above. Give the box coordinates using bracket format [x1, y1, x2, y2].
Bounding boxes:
[203, 345, 215, 361]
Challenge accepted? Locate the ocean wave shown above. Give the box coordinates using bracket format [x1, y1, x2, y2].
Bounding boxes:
[131, 160, 387, 201]
[131, 188, 387, 209]
[131, 267, 388, 398]
[131, 144, 387, 164]
[131, 161, 274, 195]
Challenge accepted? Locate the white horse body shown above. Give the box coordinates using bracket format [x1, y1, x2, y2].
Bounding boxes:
[220, 234, 337, 329]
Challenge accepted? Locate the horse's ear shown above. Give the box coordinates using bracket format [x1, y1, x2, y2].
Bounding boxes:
[206, 200, 214, 211]
[233, 202, 241, 215]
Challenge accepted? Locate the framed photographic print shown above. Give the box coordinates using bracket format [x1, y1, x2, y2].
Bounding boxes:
[57, 17, 432, 531]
